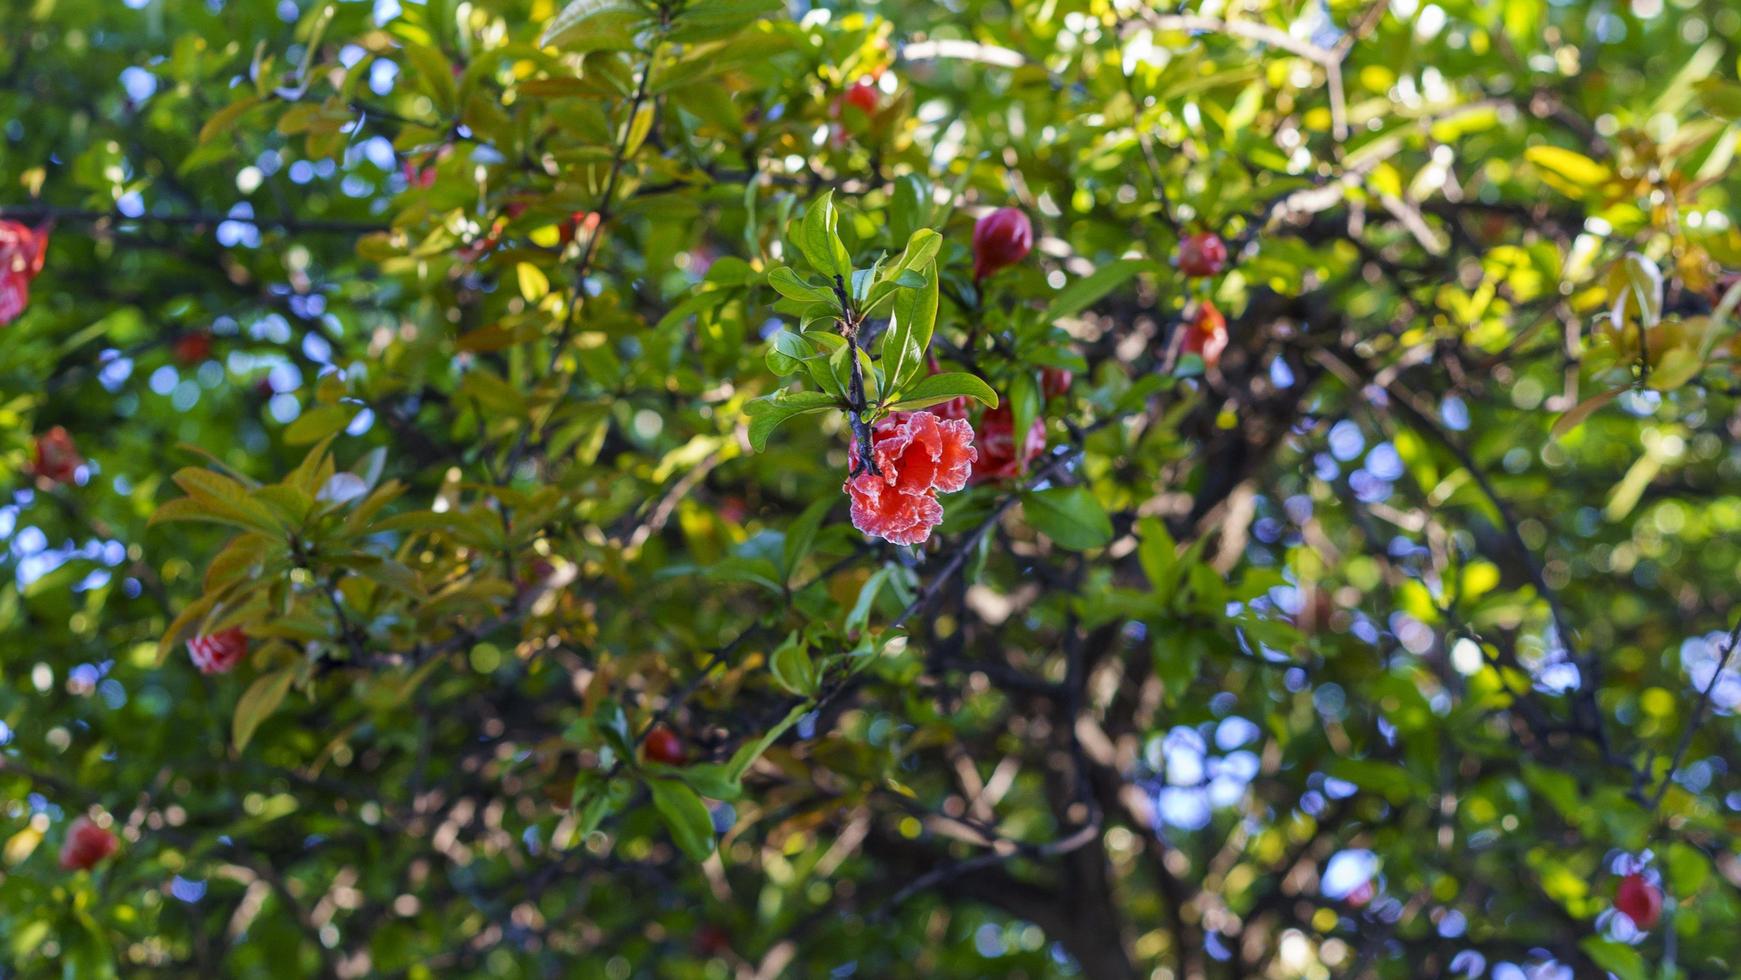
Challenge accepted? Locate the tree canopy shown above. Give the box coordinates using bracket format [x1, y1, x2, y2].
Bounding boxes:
[4, 0, 1741, 977]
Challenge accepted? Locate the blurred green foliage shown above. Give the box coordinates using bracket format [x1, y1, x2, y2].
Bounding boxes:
[3, 0, 1741, 977]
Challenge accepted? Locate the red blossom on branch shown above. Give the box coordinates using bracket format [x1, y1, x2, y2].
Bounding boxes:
[0, 220, 49, 326]
[971, 207, 1032, 282]
[970, 405, 1046, 484]
[845, 411, 976, 546]
[1182, 299, 1229, 369]
[31, 426, 82, 484]
[58, 816, 118, 871]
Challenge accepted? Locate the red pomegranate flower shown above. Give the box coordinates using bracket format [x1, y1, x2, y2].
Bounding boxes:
[31, 426, 82, 484]
[59, 816, 118, 871]
[972, 207, 1033, 282]
[1182, 300, 1229, 369]
[0, 220, 49, 326]
[0, 273, 28, 326]
[840, 78, 879, 116]
[845, 411, 976, 546]
[971, 405, 1046, 484]
[187, 628, 248, 675]
[0, 220, 47, 279]
[401, 157, 438, 189]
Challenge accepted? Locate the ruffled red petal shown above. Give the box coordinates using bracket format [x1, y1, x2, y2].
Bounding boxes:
[843, 410, 978, 545]
[0, 272, 28, 326]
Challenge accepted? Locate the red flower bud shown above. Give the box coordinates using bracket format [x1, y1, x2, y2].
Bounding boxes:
[694, 924, 732, 956]
[972, 207, 1033, 282]
[1041, 367, 1073, 399]
[173, 332, 213, 366]
[643, 726, 685, 765]
[1181, 300, 1229, 369]
[187, 628, 248, 675]
[1615, 873, 1662, 929]
[32, 426, 81, 485]
[59, 816, 118, 871]
[842, 78, 879, 115]
[1177, 231, 1228, 278]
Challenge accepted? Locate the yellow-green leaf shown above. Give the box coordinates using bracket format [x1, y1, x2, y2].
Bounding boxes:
[233, 667, 295, 751]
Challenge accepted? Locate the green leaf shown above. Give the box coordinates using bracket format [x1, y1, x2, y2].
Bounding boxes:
[1324, 758, 1430, 805]
[1697, 80, 1741, 119]
[886, 372, 997, 412]
[846, 565, 894, 632]
[1522, 764, 1584, 826]
[1550, 387, 1623, 442]
[890, 174, 931, 241]
[667, 0, 785, 43]
[679, 763, 744, 801]
[1151, 626, 1208, 705]
[539, 0, 648, 51]
[765, 330, 812, 376]
[725, 702, 809, 781]
[648, 778, 716, 861]
[1579, 938, 1645, 980]
[516, 262, 550, 302]
[1021, 487, 1113, 550]
[768, 631, 815, 696]
[1044, 258, 1149, 321]
[1135, 517, 1177, 593]
[798, 189, 852, 282]
[888, 228, 941, 280]
[782, 495, 833, 579]
[285, 404, 358, 446]
[233, 667, 294, 751]
[767, 267, 835, 304]
[744, 390, 840, 451]
[199, 96, 263, 146]
[1665, 840, 1711, 896]
[879, 259, 939, 394]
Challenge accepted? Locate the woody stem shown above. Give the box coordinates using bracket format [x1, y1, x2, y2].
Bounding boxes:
[835, 274, 880, 478]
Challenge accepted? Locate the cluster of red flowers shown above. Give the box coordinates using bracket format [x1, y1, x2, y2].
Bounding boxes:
[0, 219, 49, 326]
[849, 209, 1076, 545]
